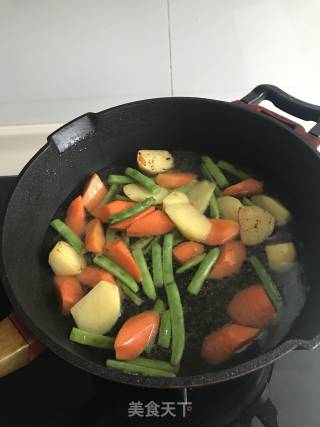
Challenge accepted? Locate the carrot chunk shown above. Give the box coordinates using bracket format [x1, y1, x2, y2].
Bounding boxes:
[155, 173, 197, 189]
[110, 206, 155, 230]
[53, 276, 84, 315]
[127, 210, 175, 237]
[173, 241, 205, 264]
[201, 323, 260, 365]
[104, 239, 142, 282]
[209, 241, 246, 279]
[203, 219, 239, 245]
[77, 266, 116, 287]
[223, 178, 263, 197]
[82, 173, 108, 212]
[65, 195, 86, 237]
[91, 200, 135, 223]
[115, 311, 160, 360]
[227, 284, 277, 328]
[85, 218, 105, 254]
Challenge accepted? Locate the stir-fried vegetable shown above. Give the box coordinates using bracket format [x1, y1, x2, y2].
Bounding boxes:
[265, 242, 296, 272]
[65, 196, 86, 237]
[152, 242, 164, 287]
[201, 156, 229, 188]
[227, 284, 276, 328]
[71, 281, 121, 335]
[165, 281, 185, 366]
[106, 359, 176, 377]
[114, 311, 160, 360]
[176, 254, 206, 274]
[48, 148, 301, 376]
[163, 233, 174, 285]
[70, 327, 115, 349]
[187, 248, 220, 295]
[216, 160, 250, 180]
[49, 241, 86, 276]
[51, 219, 85, 254]
[248, 255, 283, 310]
[158, 310, 172, 349]
[93, 255, 139, 292]
[125, 167, 161, 195]
[133, 248, 156, 300]
[101, 184, 120, 204]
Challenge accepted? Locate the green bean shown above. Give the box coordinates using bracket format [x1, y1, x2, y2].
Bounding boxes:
[69, 327, 114, 349]
[249, 255, 283, 310]
[118, 281, 143, 306]
[163, 233, 174, 285]
[175, 180, 198, 194]
[133, 248, 156, 300]
[152, 242, 164, 287]
[143, 236, 161, 255]
[145, 298, 167, 353]
[209, 193, 220, 218]
[158, 310, 171, 349]
[200, 163, 215, 182]
[101, 184, 120, 204]
[108, 175, 134, 185]
[242, 197, 254, 206]
[201, 156, 230, 188]
[105, 228, 117, 242]
[131, 236, 154, 251]
[127, 356, 178, 373]
[125, 167, 161, 195]
[50, 219, 85, 254]
[153, 298, 166, 313]
[109, 197, 155, 224]
[217, 160, 250, 180]
[93, 255, 138, 292]
[165, 281, 185, 366]
[187, 248, 220, 295]
[115, 194, 131, 202]
[214, 185, 222, 197]
[176, 254, 206, 274]
[121, 232, 130, 246]
[106, 359, 176, 377]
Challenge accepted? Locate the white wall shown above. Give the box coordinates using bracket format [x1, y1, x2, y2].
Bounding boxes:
[1, 0, 320, 173]
[1, 0, 320, 126]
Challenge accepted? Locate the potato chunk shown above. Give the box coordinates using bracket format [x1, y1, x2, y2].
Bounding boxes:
[239, 206, 275, 245]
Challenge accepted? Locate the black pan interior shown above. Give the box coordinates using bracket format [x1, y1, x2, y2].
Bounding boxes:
[2, 98, 320, 388]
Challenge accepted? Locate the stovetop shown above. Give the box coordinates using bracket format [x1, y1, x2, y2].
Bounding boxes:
[0, 176, 319, 427]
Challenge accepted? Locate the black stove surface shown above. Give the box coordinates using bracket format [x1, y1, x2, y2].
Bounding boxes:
[0, 176, 319, 427]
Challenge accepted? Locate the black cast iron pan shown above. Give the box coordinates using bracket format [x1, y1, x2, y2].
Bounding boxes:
[1, 85, 320, 388]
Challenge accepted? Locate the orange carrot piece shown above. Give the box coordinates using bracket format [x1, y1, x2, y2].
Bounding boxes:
[203, 219, 239, 246]
[201, 323, 260, 365]
[209, 241, 246, 279]
[77, 266, 116, 287]
[227, 284, 277, 328]
[85, 218, 105, 254]
[223, 178, 263, 197]
[127, 210, 175, 237]
[65, 195, 86, 237]
[53, 276, 84, 315]
[104, 239, 142, 282]
[91, 200, 135, 223]
[115, 311, 160, 360]
[82, 173, 108, 212]
[110, 206, 156, 231]
[155, 173, 197, 189]
[173, 241, 205, 264]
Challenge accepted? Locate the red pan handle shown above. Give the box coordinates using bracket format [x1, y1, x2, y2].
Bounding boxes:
[234, 84, 320, 149]
[0, 313, 45, 377]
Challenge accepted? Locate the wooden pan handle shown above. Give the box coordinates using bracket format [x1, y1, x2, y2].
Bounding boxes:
[0, 313, 45, 377]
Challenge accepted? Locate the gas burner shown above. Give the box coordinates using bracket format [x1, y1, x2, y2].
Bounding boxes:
[71, 365, 278, 427]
